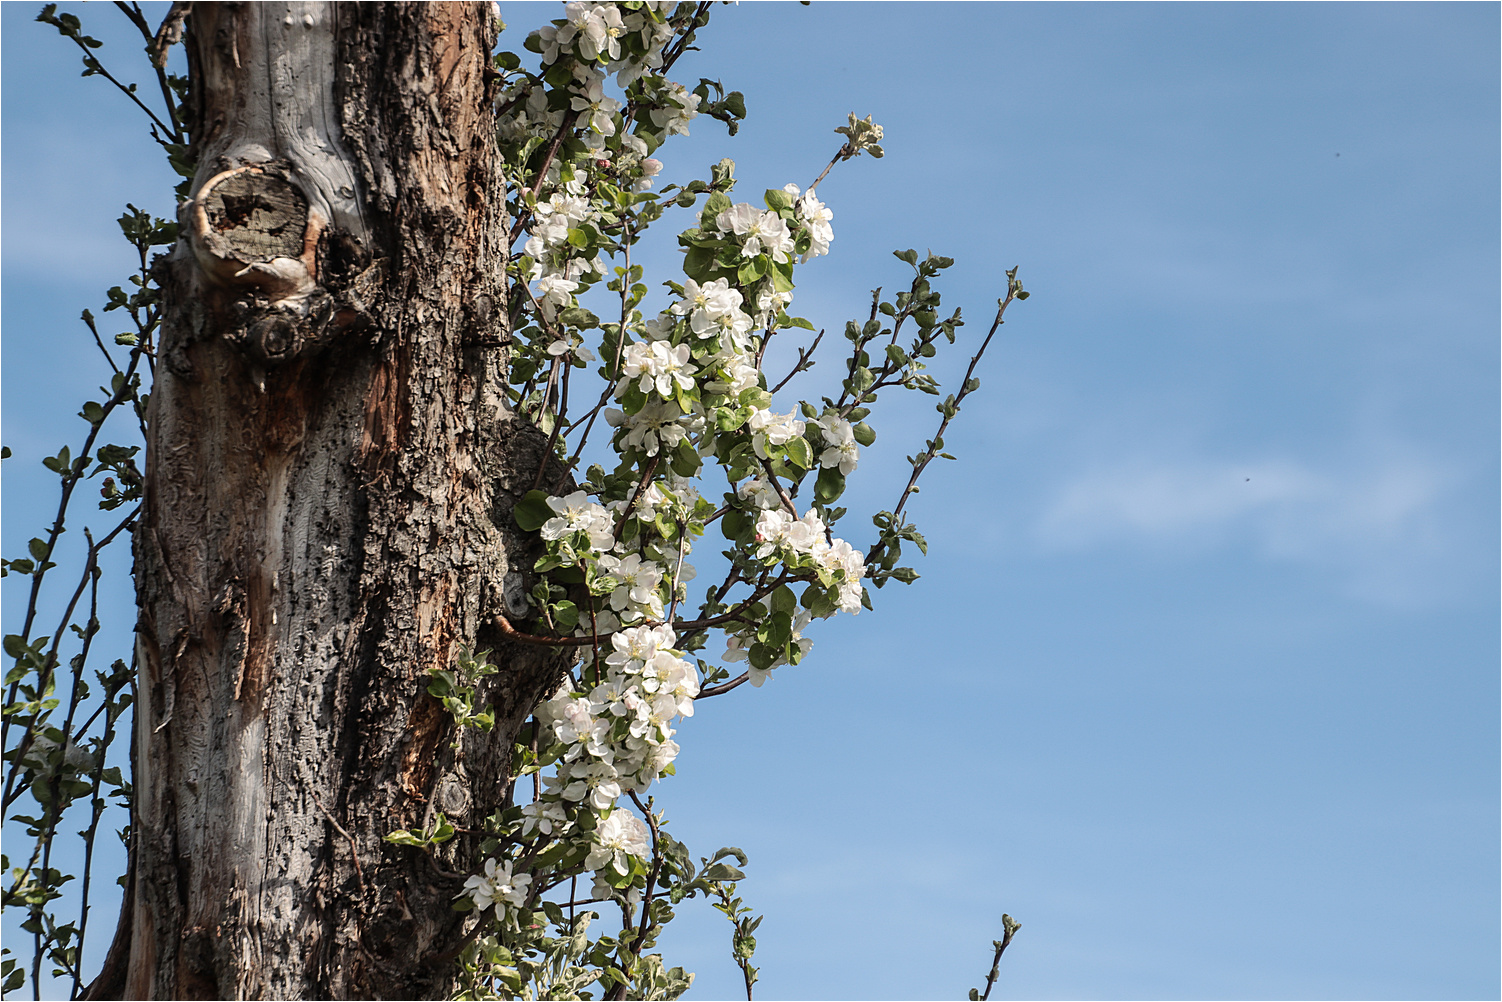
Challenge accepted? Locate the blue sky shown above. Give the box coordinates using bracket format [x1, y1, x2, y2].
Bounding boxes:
[3, 3, 1497, 999]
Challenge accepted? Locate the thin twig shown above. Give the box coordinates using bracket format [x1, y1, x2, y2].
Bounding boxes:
[806, 143, 854, 195]
[509, 109, 582, 245]
[769, 328, 824, 395]
[890, 292, 1014, 525]
[614, 455, 660, 541]
[57, 15, 176, 139]
[756, 458, 799, 518]
[696, 672, 749, 700]
[979, 915, 1022, 1001]
[603, 793, 665, 1001]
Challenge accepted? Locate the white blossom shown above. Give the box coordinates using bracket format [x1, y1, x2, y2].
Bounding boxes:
[798, 192, 835, 260]
[717, 204, 796, 264]
[541, 491, 615, 551]
[814, 537, 867, 613]
[606, 400, 702, 457]
[606, 623, 676, 673]
[555, 2, 606, 61]
[635, 157, 664, 191]
[648, 80, 701, 135]
[736, 476, 782, 510]
[462, 858, 532, 914]
[598, 553, 666, 620]
[705, 351, 761, 396]
[754, 284, 794, 326]
[548, 332, 597, 363]
[747, 407, 806, 460]
[532, 273, 578, 319]
[672, 277, 744, 340]
[619, 340, 697, 398]
[585, 810, 650, 875]
[812, 414, 859, 475]
[570, 77, 622, 136]
[520, 800, 568, 837]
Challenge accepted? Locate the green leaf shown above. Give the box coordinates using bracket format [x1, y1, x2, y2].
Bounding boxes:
[721, 509, 749, 541]
[784, 436, 813, 470]
[769, 584, 797, 618]
[814, 467, 845, 504]
[559, 307, 599, 329]
[383, 830, 425, 847]
[701, 191, 732, 227]
[747, 643, 779, 671]
[763, 187, 793, 212]
[702, 862, 746, 881]
[552, 600, 579, 632]
[736, 256, 767, 286]
[671, 437, 700, 477]
[513, 490, 554, 532]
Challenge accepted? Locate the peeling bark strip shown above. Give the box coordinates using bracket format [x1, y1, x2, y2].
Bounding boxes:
[97, 4, 574, 999]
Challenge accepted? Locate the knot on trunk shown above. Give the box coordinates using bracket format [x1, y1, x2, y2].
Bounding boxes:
[222, 294, 333, 366]
[185, 162, 321, 300]
[178, 162, 382, 371]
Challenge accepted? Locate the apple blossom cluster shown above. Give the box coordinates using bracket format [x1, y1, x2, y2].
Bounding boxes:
[539, 623, 698, 813]
[751, 509, 865, 616]
[458, 624, 698, 915]
[537, 485, 703, 628]
[506, 2, 700, 330]
[464, 858, 534, 924]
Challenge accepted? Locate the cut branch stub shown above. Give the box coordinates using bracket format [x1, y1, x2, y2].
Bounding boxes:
[186, 163, 321, 300]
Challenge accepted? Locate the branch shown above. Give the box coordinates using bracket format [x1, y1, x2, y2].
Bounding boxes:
[52, 8, 177, 140]
[976, 914, 1022, 1002]
[756, 458, 799, 518]
[605, 792, 665, 1001]
[890, 286, 1016, 524]
[769, 328, 824, 396]
[147, 2, 191, 70]
[695, 672, 749, 700]
[509, 109, 582, 245]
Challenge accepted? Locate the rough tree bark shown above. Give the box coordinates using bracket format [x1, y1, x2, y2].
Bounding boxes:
[87, 3, 571, 998]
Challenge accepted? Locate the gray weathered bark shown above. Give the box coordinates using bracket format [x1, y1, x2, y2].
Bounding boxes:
[88, 3, 571, 998]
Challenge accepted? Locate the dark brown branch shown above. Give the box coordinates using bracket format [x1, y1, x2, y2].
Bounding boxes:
[147, 1, 190, 70]
[605, 793, 665, 1001]
[614, 455, 660, 540]
[890, 291, 1014, 525]
[509, 109, 582, 245]
[756, 458, 799, 518]
[696, 672, 749, 699]
[769, 328, 824, 396]
[491, 613, 592, 648]
[979, 914, 1022, 1001]
[57, 9, 177, 140]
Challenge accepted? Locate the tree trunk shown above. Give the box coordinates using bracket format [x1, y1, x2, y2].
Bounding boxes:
[91, 3, 570, 997]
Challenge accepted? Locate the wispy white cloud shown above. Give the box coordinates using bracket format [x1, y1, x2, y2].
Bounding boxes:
[1035, 452, 1461, 604]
